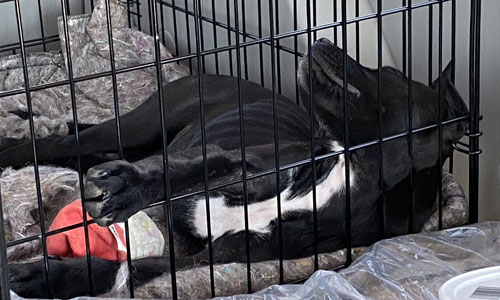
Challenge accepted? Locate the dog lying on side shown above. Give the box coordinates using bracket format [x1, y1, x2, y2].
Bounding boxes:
[4, 38, 468, 298]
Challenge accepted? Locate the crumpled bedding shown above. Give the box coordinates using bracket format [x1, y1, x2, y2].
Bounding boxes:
[11, 222, 499, 300]
[0, 0, 187, 139]
[1, 164, 468, 297]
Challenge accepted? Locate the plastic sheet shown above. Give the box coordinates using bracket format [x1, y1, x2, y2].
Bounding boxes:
[0, 0, 187, 139]
[11, 222, 500, 300]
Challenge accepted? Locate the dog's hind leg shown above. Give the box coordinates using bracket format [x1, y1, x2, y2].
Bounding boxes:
[8, 255, 121, 299]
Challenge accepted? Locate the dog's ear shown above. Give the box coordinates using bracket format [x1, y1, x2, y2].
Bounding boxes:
[431, 61, 453, 89]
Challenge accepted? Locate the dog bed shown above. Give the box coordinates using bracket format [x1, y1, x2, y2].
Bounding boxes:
[2, 165, 468, 298]
[0, 0, 187, 140]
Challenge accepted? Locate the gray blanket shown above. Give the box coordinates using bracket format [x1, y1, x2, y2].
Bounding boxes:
[0, 0, 187, 139]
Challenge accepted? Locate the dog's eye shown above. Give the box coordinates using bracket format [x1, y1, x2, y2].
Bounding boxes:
[97, 171, 110, 179]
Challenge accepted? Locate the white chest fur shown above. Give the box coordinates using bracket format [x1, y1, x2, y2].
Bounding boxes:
[192, 141, 355, 240]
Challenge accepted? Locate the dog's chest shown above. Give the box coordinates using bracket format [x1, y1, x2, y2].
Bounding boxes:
[190, 141, 355, 241]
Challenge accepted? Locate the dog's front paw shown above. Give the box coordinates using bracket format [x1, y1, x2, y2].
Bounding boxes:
[84, 160, 151, 226]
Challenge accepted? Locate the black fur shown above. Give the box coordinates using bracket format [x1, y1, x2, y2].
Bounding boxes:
[4, 39, 468, 298]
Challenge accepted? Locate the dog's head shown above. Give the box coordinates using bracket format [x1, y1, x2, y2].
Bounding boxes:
[298, 37, 468, 161]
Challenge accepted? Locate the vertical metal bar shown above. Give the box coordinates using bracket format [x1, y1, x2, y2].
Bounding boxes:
[428, 0, 433, 86]
[341, 0, 352, 265]
[268, 0, 284, 283]
[274, 0, 281, 94]
[136, 0, 142, 31]
[376, 0, 385, 238]
[13, 1, 52, 296]
[448, 0, 456, 174]
[184, 0, 193, 74]
[233, 0, 252, 291]
[60, 0, 95, 294]
[312, 0, 317, 42]
[0, 188, 11, 300]
[211, 0, 220, 74]
[198, 0, 206, 73]
[149, 0, 179, 297]
[451, 0, 456, 83]
[103, 0, 135, 296]
[226, 0, 234, 76]
[126, 0, 132, 28]
[306, 0, 319, 271]
[468, 0, 481, 224]
[402, 0, 407, 75]
[193, 0, 215, 296]
[172, 0, 180, 56]
[333, 0, 338, 44]
[36, 0, 47, 52]
[258, 0, 264, 86]
[242, 0, 249, 80]
[147, 0, 153, 34]
[160, 0, 166, 44]
[437, 0, 444, 230]
[294, 0, 299, 104]
[355, 0, 360, 62]
[406, 0, 415, 234]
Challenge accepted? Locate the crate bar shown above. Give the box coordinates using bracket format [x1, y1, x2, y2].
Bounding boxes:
[448, 0, 456, 173]
[268, 0, 284, 284]
[376, 0, 385, 237]
[159, 0, 166, 45]
[197, 0, 206, 73]
[241, 0, 249, 80]
[333, 0, 338, 43]
[293, 0, 299, 104]
[341, 0, 353, 265]
[451, 0, 456, 83]
[0, 35, 59, 53]
[149, 0, 179, 297]
[184, 0, 193, 74]
[36, 0, 47, 51]
[226, 0, 233, 76]
[102, 0, 137, 296]
[233, 0, 252, 291]
[126, 0, 132, 28]
[437, 0, 444, 230]
[12, 0, 53, 296]
[406, 0, 415, 233]
[355, 0, 360, 62]
[428, 0, 433, 86]
[306, 0, 319, 271]
[257, 0, 264, 86]
[135, 0, 142, 31]
[193, 0, 216, 296]
[171, 0, 179, 56]
[402, 0, 407, 75]
[211, 0, 220, 74]
[0, 188, 10, 299]
[275, 0, 282, 94]
[59, 0, 95, 294]
[312, 0, 317, 41]
[468, 0, 481, 223]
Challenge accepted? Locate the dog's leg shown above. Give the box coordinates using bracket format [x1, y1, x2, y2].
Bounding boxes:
[0, 95, 163, 169]
[8, 256, 121, 299]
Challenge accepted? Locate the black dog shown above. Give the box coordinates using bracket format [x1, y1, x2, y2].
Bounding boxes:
[5, 38, 467, 298]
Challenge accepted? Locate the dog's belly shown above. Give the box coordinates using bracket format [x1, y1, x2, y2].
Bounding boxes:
[189, 142, 354, 240]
